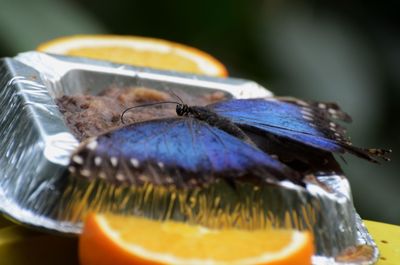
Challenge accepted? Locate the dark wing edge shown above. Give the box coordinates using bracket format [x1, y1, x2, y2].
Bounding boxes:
[278, 97, 392, 163]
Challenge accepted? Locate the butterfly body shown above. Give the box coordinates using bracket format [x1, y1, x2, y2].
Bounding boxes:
[176, 104, 255, 146]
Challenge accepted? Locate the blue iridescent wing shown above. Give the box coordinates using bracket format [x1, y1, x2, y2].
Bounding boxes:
[208, 97, 390, 162]
[69, 117, 301, 186]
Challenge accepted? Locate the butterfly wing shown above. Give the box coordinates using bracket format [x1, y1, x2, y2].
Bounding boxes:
[208, 97, 390, 163]
[69, 117, 301, 186]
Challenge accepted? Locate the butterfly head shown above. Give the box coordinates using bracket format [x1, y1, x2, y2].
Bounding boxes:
[176, 104, 190, 116]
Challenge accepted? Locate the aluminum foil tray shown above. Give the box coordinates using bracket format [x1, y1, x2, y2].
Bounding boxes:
[0, 52, 378, 264]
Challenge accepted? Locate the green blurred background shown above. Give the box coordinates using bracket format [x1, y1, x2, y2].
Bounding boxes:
[0, 0, 398, 224]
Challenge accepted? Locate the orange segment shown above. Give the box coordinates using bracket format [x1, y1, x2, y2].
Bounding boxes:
[37, 35, 228, 77]
[79, 213, 314, 265]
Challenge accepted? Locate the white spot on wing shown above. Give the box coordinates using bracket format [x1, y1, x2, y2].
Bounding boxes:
[303, 115, 313, 121]
[80, 169, 91, 177]
[110, 157, 118, 167]
[328, 108, 337, 115]
[270, 154, 279, 160]
[301, 109, 312, 116]
[130, 158, 139, 168]
[94, 156, 102, 166]
[116, 174, 125, 181]
[86, 139, 98, 150]
[72, 155, 84, 165]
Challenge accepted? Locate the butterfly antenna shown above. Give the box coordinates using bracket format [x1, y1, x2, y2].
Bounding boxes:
[164, 88, 184, 104]
[120, 101, 180, 124]
[171, 91, 184, 104]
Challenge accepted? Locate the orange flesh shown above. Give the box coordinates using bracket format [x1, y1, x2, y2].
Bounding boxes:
[67, 47, 205, 75]
[79, 214, 314, 265]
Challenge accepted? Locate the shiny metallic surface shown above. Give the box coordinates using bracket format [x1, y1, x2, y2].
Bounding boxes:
[0, 52, 378, 264]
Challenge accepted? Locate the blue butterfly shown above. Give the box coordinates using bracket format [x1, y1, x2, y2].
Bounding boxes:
[68, 97, 390, 187]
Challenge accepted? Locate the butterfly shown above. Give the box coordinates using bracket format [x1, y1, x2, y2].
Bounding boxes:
[68, 96, 390, 187]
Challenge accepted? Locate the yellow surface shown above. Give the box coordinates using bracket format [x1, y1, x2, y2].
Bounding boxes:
[0, 223, 78, 265]
[364, 220, 400, 265]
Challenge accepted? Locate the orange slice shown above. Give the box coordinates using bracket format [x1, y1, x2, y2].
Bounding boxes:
[79, 213, 314, 265]
[37, 35, 228, 77]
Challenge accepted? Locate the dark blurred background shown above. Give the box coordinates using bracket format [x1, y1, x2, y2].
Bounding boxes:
[0, 0, 398, 224]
